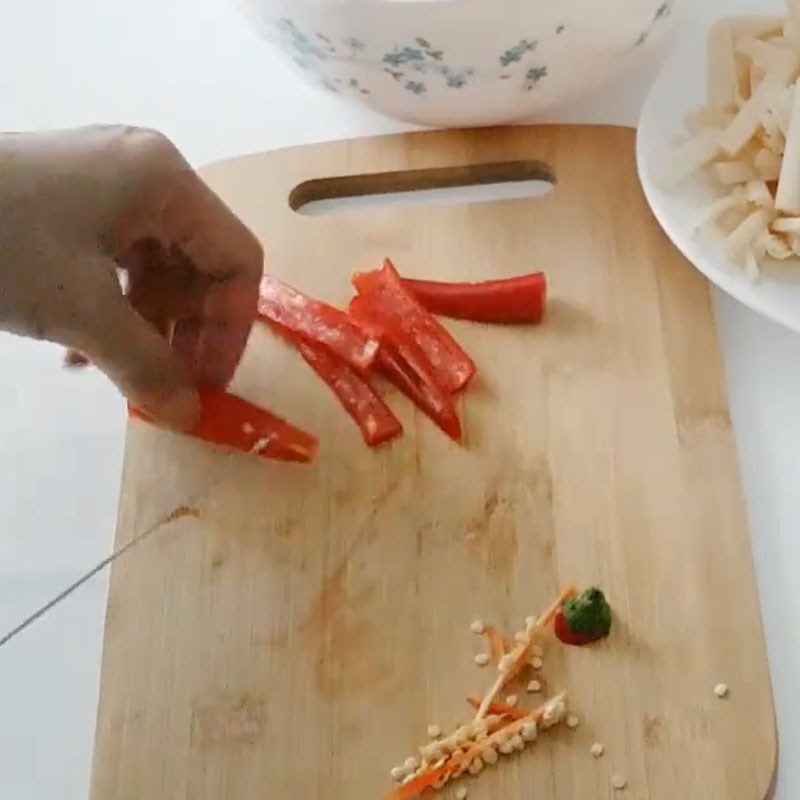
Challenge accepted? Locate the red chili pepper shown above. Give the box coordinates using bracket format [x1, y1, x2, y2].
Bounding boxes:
[353, 259, 476, 393]
[258, 274, 379, 372]
[553, 608, 605, 647]
[297, 340, 402, 448]
[401, 272, 547, 324]
[350, 295, 462, 442]
[129, 387, 318, 463]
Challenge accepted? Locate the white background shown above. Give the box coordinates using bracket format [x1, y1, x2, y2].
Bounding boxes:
[0, 0, 796, 797]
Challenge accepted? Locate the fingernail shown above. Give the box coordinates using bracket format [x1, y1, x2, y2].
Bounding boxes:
[64, 349, 90, 368]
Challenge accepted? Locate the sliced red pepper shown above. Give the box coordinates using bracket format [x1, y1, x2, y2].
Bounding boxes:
[350, 295, 462, 442]
[401, 272, 547, 324]
[258, 274, 379, 372]
[296, 340, 402, 447]
[352, 259, 476, 392]
[129, 386, 317, 463]
[553, 608, 606, 647]
[376, 344, 463, 442]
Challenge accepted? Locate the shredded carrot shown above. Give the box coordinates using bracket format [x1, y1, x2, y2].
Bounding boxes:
[388, 587, 577, 798]
[540, 585, 577, 627]
[483, 625, 509, 661]
[450, 742, 484, 779]
[392, 694, 565, 797]
[467, 696, 528, 721]
[474, 587, 576, 720]
[394, 715, 515, 798]
[390, 762, 451, 799]
[388, 586, 575, 800]
[509, 586, 575, 675]
[487, 694, 561, 739]
[391, 744, 476, 800]
[480, 693, 565, 749]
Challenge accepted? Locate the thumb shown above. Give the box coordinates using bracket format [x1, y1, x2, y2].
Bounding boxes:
[74, 290, 201, 431]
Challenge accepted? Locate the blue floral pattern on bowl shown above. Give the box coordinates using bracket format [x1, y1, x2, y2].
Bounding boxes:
[241, 0, 680, 126]
[272, 18, 561, 96]
[633, 1, 674, 48]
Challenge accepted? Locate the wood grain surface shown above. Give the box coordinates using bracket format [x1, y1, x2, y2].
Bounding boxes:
[91, 126, 776, 800]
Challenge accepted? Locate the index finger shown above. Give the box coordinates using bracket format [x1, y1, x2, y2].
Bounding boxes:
[107, 129, 262, 283]
[110, 138, 263, 385]
[158, 173, 263, 385]
[159, 168, 264, 284]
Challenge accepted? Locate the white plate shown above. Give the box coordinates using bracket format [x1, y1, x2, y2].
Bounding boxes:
[636, 17, 800, 334]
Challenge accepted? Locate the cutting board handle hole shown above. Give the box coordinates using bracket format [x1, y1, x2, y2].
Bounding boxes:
[289, 161, 555, 215]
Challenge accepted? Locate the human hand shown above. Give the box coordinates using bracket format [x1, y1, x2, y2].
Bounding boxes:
[0, 126, 263, 429]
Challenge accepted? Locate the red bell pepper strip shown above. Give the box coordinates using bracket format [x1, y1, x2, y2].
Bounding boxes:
[296, 340, 402, 447]
[376, 344, 462, 443]
[352, 259, 476, 392]
[257, 274, 379, 372]
[129, 386, 318, 463]
[350, 295, 462, 442]
[401, 272, 547, 324]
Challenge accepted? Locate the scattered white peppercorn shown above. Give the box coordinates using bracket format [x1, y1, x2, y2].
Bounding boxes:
[590, 742, 605, 758]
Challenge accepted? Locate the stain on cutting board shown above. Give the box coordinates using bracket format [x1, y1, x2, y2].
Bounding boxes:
[192, 692, 269, 750]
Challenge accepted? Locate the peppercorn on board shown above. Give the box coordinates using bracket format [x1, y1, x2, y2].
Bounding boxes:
[91, 126, 776, 800]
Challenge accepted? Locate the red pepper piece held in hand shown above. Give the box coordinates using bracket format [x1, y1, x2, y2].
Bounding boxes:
[258, 274, 379, 373]
[297, 340, 402, 448]
[353, 259, 476, 393]
[129, 386, 318, 463]
[401, 272, 547, 324]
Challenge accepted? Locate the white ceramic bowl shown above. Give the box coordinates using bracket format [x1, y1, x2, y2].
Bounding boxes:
[235, 0, 682, 127]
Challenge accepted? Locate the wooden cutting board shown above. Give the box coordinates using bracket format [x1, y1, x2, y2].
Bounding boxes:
[91, 127, 776, 800]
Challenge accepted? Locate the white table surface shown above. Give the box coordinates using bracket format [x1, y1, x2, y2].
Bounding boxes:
[1, 0, 797, 797]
